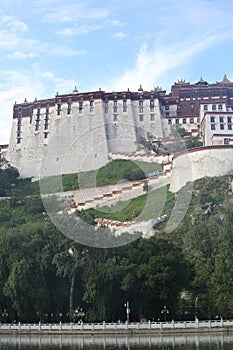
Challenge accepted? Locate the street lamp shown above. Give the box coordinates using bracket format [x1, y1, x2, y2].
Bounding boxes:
[75, 308, 85, 323]
[124, 301, 130, 322]
[161, 305, 169, 322]
[195, 297, 198, 319]
[2, 309, 8, 324]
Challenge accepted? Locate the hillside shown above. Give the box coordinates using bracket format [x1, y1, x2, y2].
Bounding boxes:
[1, 158, 233, 323]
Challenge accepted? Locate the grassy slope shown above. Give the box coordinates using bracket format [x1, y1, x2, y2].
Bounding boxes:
[38, 159, 161, 193]
[82, 175, 231, 225]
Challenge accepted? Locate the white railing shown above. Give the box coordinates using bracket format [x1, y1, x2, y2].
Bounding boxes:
[0, 319, 233, 332]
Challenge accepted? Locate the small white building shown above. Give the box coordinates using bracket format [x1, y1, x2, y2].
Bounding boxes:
[201, 111, 233, 146]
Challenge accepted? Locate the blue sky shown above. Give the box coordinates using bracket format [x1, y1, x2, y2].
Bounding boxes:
[1, 0, 233, 144]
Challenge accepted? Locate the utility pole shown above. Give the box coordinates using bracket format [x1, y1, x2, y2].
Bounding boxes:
[125, 301, 130, 322]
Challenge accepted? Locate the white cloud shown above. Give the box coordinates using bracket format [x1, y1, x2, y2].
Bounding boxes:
[56, 24, 103, 36]
[104, 19, 122, 26]
[111, 29, 233, 91]
[0, 66, 77, 144]
[2, 15, 28, 32]
[51, 46, 87, 56]
[44, 3, 110, 23]
[113, 31, 127, 40]
[6, 51, 38, 59]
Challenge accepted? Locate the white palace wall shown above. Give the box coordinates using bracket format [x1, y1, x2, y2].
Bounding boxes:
[169, 146, 233, 192]
[7, 94, 164, 179]
[7, 100, 110, 179]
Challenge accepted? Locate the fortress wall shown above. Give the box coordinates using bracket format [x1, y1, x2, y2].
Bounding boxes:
[7, 100, 109, 179]
[104, 99, 138, 153]
[169, 146, 233, 192]
[103, 97, 163, 154]
[110, 152, 171, 164]
[133, 98, 164, 139]
[41, 100, 109, 178]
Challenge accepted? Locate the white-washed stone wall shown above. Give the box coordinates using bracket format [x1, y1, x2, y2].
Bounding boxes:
[7, 100, 110, 179]
[110, 152, 171, 164]
[170, 146, 233, 192]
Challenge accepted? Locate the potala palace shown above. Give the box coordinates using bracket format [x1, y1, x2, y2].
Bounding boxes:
[1, 75, 233, 191]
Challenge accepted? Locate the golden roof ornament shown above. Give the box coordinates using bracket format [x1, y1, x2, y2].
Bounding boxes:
[138, 84, 143, 91]
[154, 86, 163, 91]
[177, 78, 186, 84]
[221, 74, 232, 84]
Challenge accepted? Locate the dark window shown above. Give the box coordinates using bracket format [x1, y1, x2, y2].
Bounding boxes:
[151, 114, 155, 121]
[113, 114, 117, 122]
[105, 102, 108, 113]
[219, 117, 224, 123]
[211, 124, 216, 130]
[165, 105, 169, 110]
[123, 100, 127, 112]
[218, 104, 223, 110]
[68, 103, 72, 115]
[183, 118, 186, 124]
[224, 138, 229, 145]
[168, 119, 172, 125]
[139, 115, 143, 122]
[204, 105, 208, 111]
[220, 124, 224, 130]
[228, 124, 232, 130]
[210, 117, 215, 123]
[29, 107, 33, 124]
[212, 105, 216, 111]
[79, 102, 83, 113]
[190, 117, 194, 124]
[227, 117, 232, 123]
[176, 119, 179, 124]
[57, 104, 61, 116]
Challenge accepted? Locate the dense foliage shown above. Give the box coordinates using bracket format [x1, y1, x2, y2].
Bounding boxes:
[1, 160, 233, 323]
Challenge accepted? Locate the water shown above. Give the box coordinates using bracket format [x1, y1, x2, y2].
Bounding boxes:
[1, 333, 233, 349]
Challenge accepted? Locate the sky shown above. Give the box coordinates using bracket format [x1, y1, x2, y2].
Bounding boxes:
[1, 0, 233, 144]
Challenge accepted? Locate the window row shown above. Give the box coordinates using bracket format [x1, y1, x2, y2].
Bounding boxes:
[113, 114, 156, 122]
[168, 117, 200, 125]
[210, 124, 232, 130]
[210, 116, 232, 123]
[204, 104, 223, 111]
